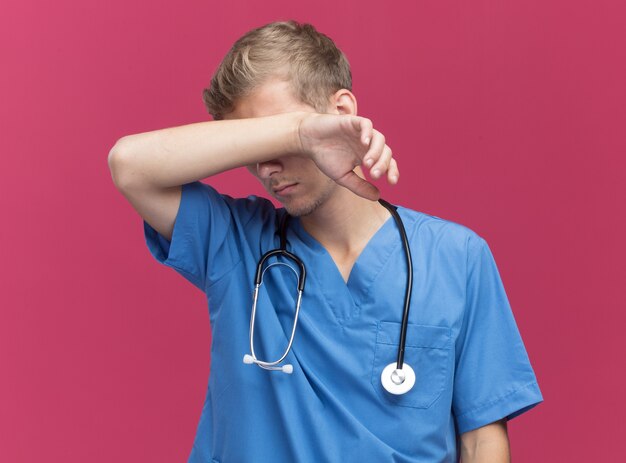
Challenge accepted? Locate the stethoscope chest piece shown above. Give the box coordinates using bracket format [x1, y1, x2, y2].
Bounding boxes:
[381, 362, 416, 395]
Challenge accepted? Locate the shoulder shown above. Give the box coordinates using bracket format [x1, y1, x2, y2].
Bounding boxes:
[187, 181, 280, 227]
[396, 204, 485, 252]
[223, 193, 280, 227]
[183, 182, 288, 254]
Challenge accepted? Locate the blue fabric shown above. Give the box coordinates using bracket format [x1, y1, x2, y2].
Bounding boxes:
[143, 180, 543, 462]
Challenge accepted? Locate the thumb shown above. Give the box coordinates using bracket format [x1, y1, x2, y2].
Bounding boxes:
[335, 170, 380, 201]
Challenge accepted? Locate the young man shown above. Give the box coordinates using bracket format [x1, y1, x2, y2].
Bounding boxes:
[108, 20, 543, 463]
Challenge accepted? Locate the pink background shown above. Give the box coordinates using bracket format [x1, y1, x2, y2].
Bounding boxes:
[1, 0, 624, 461]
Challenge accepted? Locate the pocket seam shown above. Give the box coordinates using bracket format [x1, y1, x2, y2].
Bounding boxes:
[371, 321, 452, 409]
[376, 321, 452, 349]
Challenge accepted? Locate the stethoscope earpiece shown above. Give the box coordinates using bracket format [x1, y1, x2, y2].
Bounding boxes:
[243, 354, 294, 374]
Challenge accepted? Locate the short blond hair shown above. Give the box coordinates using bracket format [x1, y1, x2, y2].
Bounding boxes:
[202, 20, 352, 120]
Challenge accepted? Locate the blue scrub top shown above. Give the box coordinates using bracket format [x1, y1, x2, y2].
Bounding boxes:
[143, 181, 543, 463]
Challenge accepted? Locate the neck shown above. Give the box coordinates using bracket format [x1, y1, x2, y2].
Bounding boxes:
[299, 187, 391, 254]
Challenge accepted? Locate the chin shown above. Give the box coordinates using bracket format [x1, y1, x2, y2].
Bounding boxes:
[282, 193, 328, 217]
[283, 201, 317, 217]
[278, 180, 336, 217]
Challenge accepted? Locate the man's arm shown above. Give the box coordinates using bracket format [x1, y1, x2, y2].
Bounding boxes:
[460, 419, 511, 463]
[107, 112, 395, 239]
[107, 113, 303, 240]
[108, 113, 304, 190]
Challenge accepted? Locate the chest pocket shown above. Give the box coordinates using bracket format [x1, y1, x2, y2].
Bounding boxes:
[371, 321, 452, 409]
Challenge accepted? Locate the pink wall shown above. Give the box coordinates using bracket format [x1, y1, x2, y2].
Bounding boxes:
[1, 0, 624, 461]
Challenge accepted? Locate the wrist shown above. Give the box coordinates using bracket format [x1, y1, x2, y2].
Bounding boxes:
[287, 111, 312, 158]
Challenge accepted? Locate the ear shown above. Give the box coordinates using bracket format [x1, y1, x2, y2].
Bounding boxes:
[327, 88, 358, 116]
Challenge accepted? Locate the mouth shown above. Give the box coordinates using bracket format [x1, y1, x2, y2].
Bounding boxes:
[272, 183, 298, 196]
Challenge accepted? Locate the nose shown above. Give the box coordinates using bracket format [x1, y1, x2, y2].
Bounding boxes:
[256, 159, 283, 179]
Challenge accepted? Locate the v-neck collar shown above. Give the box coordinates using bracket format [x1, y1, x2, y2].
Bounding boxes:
[289, 209, 406, 324]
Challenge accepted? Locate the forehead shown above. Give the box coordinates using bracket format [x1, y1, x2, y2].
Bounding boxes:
[226, 78, 313, 119]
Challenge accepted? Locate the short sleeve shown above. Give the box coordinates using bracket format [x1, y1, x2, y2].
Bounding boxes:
[143, 181, 242, 292]
[452, 235, 543, 434]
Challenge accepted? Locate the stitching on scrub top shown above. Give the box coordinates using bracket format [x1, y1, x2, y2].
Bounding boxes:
[289, 214, 363, 327]
[455, 380, 539, 418]
[158, 231, 208, 291]
[371, 321, 452, 409]
[368, 207, 420, 289]
[205, 257, 243, 291]
[205, 202, 276, 291]
[356, 208, 419, 320]
[305, 268, 348, 328]
[375, 322, 452, 349]
[358, 225, 402, 306]
[455, 232, 477, 369]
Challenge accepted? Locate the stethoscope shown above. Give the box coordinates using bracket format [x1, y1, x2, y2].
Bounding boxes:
[243, 199, 415, 395]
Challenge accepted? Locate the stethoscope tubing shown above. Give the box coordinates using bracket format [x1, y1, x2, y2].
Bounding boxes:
[244, 199, 416, 393]
[254, 248, 306, 291]
[378, 199, 414, 371]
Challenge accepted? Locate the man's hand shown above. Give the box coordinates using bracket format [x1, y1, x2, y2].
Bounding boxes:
[296, 112, 399, 201]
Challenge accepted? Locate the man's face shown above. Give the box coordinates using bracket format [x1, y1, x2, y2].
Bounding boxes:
[222, 78, 338, 217]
